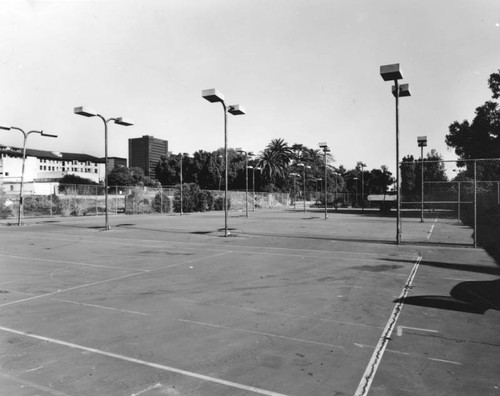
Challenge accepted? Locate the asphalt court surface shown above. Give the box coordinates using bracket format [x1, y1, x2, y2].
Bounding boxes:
[0, 210, 499, 395]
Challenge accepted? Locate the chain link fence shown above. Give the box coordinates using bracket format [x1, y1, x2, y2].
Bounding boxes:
[400, 158, 500, 251]
[0, 183, 290, 219]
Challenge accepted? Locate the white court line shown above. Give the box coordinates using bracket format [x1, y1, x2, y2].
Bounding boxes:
[354, 255, 422, 396]
[6, 231, 418, 259]
[0, 325, 289, 396]
[0, 253, 147, 272]
[0, 271, 147, 308]
[426, 218, 438, 240]
[174, 297, 383, 329]
[0, 371, 71, 396]
[428, 358, 462, 365]
[179, 319, 344, 349]
[0, 251, 234, 309]
[51, 297, 150, 316]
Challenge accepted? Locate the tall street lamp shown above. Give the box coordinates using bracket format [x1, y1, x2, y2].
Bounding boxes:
[319, 142, 330, 220]
[353, 177, 359, 207]
[0, 125, 57, 226]
[358, 161, 367, 211]
[202, 89, 245, 236]
[249, 165, 261, 212]
[236, 148, 253, 218]
[417, 136, 427, 222]
[178, 153, 188, 216]
[297, 163, 311, 213]
[380, 63, 411, 245]
[290, 172, 300, 209]
[74, 106, 133, 231]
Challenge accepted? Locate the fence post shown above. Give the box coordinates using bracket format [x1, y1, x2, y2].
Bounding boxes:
[474, 160, 477, 248]
[457, 181, 461, 223]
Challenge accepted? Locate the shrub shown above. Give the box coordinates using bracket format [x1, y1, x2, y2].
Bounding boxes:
[152, 191, 172, 213]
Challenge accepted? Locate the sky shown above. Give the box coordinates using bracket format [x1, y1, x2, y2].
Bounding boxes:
[1, 0, 499, 175]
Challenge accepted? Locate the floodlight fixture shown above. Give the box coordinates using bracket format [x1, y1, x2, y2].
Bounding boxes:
[417, 136, 427, 147]
[228, 105, 245, 115]
[41, 131, 58, 138]
[74, 106, 97, 117]
[114, 117, 134, 126]
[202, 88, 224, 103]
[380, 63, 403, 81]
[392, 83, 411, 98]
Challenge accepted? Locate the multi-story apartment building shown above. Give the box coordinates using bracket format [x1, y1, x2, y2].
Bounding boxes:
[0, 145, 105, 194]
[128, 135, 168, 180]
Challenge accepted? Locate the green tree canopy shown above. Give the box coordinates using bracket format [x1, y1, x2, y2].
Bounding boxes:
[108, 167, 157, 187]
[446, 69, 500, 180]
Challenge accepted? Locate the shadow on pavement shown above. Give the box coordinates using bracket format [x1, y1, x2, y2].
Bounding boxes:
[382, 257, 500, 276]
[395, 279, 500, 314]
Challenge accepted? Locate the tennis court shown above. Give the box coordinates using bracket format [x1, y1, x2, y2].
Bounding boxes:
[0, 210, 498, 395]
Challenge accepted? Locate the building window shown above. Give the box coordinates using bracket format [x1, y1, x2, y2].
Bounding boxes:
[40, 166, 43, 170]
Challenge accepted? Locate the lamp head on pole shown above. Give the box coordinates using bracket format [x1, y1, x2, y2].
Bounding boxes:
[380, 63, 403, 81]
[417, 136, 427, 147]
[41, 131, 58, 138]
[202, 89, 224, 103]
[74, 106, 97, 117]
[392, 83, 411, 97]
[114, 117, 134, 126]
[228, 104, 245, 115]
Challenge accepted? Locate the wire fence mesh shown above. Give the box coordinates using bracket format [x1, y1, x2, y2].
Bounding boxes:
[400, 158, 500, 250]
[0, 183, 291, 219]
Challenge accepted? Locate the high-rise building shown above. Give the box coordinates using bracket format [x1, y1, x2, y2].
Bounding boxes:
[128, 135, 168, 180]
[105, 157, 127, 176]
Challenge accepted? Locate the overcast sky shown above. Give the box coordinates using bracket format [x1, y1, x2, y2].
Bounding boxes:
[1, 0, 499, 174]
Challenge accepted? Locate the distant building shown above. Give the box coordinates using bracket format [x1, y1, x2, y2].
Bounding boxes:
[105, 157, 127, 175]
[128, 135, 168, 180]
[0, 145, 105, 194]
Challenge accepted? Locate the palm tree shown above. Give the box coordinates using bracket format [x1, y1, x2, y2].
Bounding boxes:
[257, 138, 292, 188]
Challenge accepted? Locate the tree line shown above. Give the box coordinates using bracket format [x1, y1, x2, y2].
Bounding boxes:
[60, 68, 500, 202]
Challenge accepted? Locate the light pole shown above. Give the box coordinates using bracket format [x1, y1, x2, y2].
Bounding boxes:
[316, 178, 322, 194]
[202, 89, 245, 236]
[74, 106, 133, 231]
[358, 162, 367, 211]
[0, 125, 57, 226]
[236, 148, 253, 218]
[319, 142, 330, 220]
[353, 177, 359, 207]
[297, 163, 311, 213]
[380, 63, 411, 245]
[417, 136, 427, 222]
[252, 166, 261, 212]
[179, 153, 186, 216]
[290, 172, 299, 209]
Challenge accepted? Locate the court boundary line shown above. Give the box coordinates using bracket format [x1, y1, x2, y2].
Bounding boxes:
[2, 231, 418, 260]
[178, 318, 345, 349]
[0, 253, 150, 272]
[354, 255, 422, 396]
[0, 251, 233, 308]
[0, 325, 290, 396]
